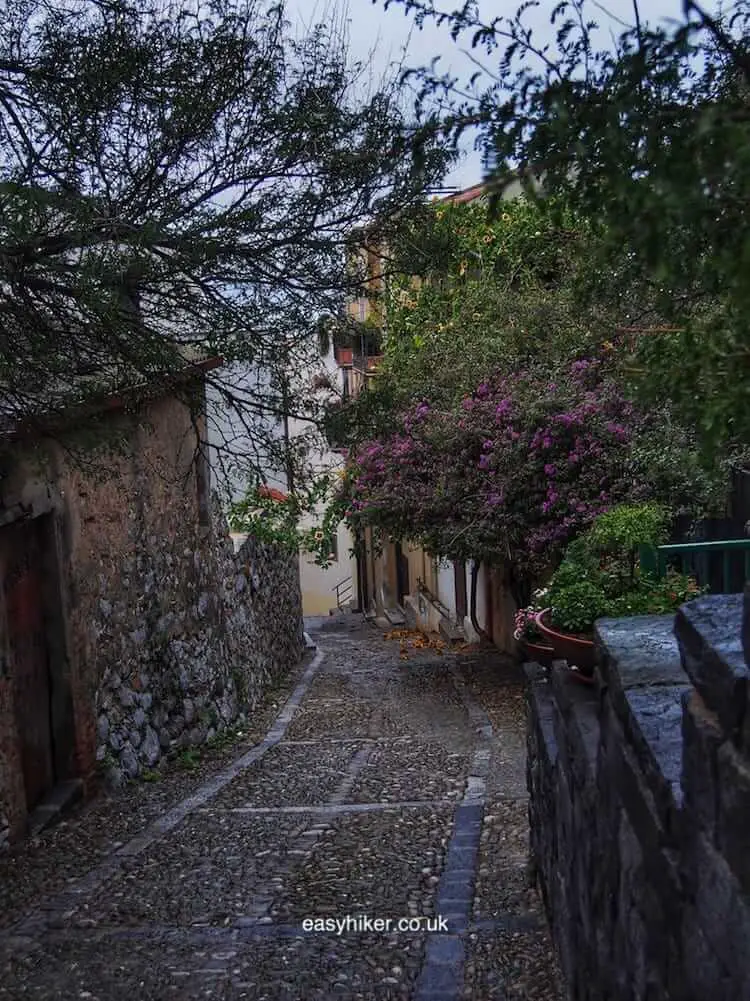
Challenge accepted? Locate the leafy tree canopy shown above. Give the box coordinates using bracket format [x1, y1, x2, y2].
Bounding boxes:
[0, 0, 452, 480]
[381, 0, 750, 457]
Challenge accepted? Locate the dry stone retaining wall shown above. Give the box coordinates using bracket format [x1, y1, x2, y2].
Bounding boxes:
[525, 594, 750, 1001]
[94, 505, 304, 787]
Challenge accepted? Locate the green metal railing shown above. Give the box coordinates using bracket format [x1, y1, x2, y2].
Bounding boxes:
[639, 539, 750, 594]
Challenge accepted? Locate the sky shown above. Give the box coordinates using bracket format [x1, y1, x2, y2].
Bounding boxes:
[288, 0, 722, 191]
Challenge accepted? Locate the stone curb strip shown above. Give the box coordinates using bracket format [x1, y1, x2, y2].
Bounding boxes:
[3, 647, 326, 939]
[413, 664, 495, 1001]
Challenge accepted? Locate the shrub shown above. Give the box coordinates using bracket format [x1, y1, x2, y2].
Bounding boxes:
[549, 580, 610, 634]
[547, 503, 704, 633]
[348, 365, 644, 586]
[347, 365, 726, 601]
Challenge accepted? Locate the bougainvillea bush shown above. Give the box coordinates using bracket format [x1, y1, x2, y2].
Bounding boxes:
[345, 358, 718, 601]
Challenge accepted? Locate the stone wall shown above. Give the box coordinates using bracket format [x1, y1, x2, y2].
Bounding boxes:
[0, 390, 304, 842]
[93, 507, 304, 787]
[525, 595, 750, 1001]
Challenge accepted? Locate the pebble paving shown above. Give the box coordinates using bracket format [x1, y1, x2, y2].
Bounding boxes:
[0, 614, 565, 1000]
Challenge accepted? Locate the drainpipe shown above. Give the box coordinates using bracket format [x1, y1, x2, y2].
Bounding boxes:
[470, 560, 489, 641]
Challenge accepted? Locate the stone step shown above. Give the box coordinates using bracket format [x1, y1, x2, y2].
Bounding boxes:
[383, 606, 407, 626]
[439, 616, 465, 643]
[27, 779, 84, 837]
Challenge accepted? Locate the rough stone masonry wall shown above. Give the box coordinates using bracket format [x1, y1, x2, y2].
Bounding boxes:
[525, 595, 750, 1001]
[0, 393, 304, 833]
[92, 510, 304, 788]
[78, 397, 305, 787]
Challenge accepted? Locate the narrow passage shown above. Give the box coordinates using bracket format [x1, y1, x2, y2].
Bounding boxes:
[0, 614, 564, 1000]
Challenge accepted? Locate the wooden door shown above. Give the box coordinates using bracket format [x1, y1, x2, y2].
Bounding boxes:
[1, 520, 54, 810]
[396, 543, 410, 605]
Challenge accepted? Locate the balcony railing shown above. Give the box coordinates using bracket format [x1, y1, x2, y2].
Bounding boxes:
[352, 354, 383, 374]
[639, 539, 750, 594]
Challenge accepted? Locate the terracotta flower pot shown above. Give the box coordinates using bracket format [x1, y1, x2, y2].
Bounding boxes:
[534, 609, 597, 675]
[519, 637, 555, 668]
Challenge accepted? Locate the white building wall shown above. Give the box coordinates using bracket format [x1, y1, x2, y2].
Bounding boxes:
[299, 519, 357, 616]
[207, 344, 358, 617]
[436, 558, 456, 619]
[463, 560, 488, 643]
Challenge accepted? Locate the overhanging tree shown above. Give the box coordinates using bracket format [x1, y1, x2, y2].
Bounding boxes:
[382, 0, 750, 456]
[0, 0, 452, 483]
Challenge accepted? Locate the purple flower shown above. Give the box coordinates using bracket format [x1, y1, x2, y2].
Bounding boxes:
[544, 463, 557, 477]
[487, 491, 503, 507]
[542, 435, 552, 449]
[483, 439, 494, 451]
[462, 398, 475, 411]
[495, 399, 511, 417]
[478, 454, 491, 470]
[477, 382, 490, 397]
[606, 422, 628, 440]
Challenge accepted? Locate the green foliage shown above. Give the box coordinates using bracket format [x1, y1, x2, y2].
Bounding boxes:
[586, 503, 670, 559]
[336, 192, 728, 589]
[547, 503, 704, 634]
[548, 580, 611, 635]
[205, 723, 249, 752]
[549, 570, 704, 634]
[607, 573, 706, 617]
[229, 486, 303, 551]
[0, 0, 452, 479]
[385, 0, 750, 454]
[177, 749, 201, 771]
[228, 472, 348, 568]
[625, 418, 731, 516]
[377, 196, 618, 410]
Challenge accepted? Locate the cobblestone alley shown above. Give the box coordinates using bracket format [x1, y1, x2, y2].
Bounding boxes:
[0, 615, 564, 1000]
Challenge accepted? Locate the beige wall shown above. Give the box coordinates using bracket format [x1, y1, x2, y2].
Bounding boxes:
[299, 522, 357, 616]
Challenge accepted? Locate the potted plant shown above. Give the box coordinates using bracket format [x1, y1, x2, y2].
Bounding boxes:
[514, 589, 554, 666]
[535, 503, 704, 678]
[534, 580, 605, 674]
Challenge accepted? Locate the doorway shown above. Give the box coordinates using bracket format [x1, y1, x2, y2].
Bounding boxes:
[396, 542, 410, 606]
[0, 516, 74, 812]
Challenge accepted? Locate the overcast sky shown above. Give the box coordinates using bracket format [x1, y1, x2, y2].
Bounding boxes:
[288, 0, 721, 191]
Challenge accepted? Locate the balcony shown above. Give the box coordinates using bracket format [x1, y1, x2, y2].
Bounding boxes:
[334, 346, 353, 366]
[353, 354, 384, 375]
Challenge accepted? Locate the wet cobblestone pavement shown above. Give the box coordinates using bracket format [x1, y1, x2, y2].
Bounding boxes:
[0, 615, 565, 1000]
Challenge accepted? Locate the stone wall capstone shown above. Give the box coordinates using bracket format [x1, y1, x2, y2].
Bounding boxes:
[525, 594, 750, 1001]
